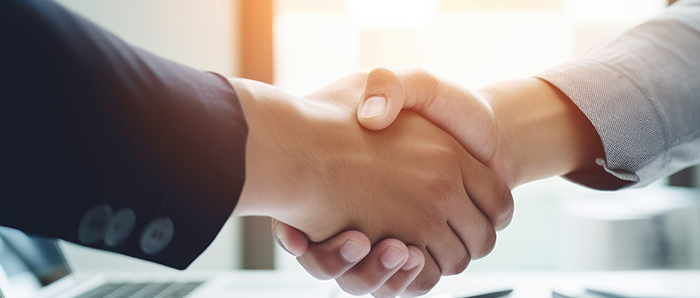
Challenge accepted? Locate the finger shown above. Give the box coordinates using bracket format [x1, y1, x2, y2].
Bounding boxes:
[357, 67, 406, 130]
[449, 177, 499, 260]
[424, 223, 471, 276]
[296, 230, 371, 280]
[303, 72, 368, 107]
[402, 246, 442, 297]
[370, 246, 425, 298]
[461, 152, 515, 231]
[271, 219, 308, 257]
[360, 68, 498, 165]
[335, 239, 409, 296]
[358, 68, 445, 130]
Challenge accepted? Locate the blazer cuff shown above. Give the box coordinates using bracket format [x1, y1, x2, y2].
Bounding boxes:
[536, 59, 668, 190]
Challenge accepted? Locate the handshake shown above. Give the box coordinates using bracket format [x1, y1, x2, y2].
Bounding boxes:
[3, 1, 692, 296]
[230, 68, 604, 297]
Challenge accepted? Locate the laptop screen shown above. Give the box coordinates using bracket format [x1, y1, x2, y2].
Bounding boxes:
[0, 226, 71, 295]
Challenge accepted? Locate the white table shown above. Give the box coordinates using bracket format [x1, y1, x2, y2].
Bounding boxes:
[333, 270, 700, 298]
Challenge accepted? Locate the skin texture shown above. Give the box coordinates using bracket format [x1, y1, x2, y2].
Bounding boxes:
[274, 68, 605, 297]
[229, 73, 513, 297]
[272, 218, 425, 297]
[354, 68, 605, 189]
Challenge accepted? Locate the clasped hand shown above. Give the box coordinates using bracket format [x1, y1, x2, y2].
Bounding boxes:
[230, 70, 515, 297]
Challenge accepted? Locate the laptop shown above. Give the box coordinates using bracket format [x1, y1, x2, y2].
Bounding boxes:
[0, 226, 337, 298]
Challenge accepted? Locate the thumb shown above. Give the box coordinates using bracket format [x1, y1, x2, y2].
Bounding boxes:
[357, 68, 406, 130]
[271, 218, 308, 257]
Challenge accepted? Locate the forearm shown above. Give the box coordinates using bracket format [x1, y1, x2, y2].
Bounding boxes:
[478, 78, 605, 187]
[535, 0, 700, 189]
[0, 0, 246, 269]
[461, 1, 700, 189]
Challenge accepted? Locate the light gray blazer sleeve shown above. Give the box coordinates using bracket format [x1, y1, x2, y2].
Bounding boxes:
[536, 0, 700, 190]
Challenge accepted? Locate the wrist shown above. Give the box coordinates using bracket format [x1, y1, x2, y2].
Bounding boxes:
[230, 78, 379, 241]
[228, 78, 315, 219]
[478, 78, 604, 187]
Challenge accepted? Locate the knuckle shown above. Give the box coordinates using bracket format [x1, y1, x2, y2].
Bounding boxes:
[436, 141, 466, 171]
[494, 184, 515, 229]
[406, 69, 440, 109]
[407, 272, 440, 296]
[425, 175, 454, 200]
[409, 68, 438, 86]
[366, 68, 398, 92]
[474, 226, 497, 259]
[450, 254, 471, 275]
[368, 67, 393, 77]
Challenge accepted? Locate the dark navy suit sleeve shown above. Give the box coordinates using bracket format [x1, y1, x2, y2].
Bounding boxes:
[0, 0, 247, 269]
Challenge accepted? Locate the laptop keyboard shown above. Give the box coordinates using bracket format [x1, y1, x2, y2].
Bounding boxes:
[73, 282, 203, 298]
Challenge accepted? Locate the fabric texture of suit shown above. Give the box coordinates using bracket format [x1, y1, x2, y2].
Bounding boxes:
[0, 0, 247, 269]
[537, 0, 700, 190]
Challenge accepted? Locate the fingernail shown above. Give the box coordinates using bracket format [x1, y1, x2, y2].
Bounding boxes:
[401, 250, 421, 271]
[340, 240, 368, 263]
[276, 237, 296, 256]
[381, 247, 405, 269]
[359, 96, 387, 119]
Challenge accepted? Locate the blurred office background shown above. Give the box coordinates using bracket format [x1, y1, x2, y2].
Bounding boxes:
[51, 0, 700, 275]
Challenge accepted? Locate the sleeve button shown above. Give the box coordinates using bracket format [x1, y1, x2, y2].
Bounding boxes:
[139, 217, 174, 255]
[104, 208, 136, 247]
[78, 204, 113, 244]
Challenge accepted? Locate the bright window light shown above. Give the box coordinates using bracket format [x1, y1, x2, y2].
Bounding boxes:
[346, 0, 438, 28]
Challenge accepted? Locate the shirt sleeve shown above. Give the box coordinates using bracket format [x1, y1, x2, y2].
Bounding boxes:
[535, 0, 700, 190]
[0, 0, 247, 269]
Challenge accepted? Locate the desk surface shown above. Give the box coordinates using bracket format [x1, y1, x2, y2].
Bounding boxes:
[68, 270, 700, 298]
[333, 270, 700, 298]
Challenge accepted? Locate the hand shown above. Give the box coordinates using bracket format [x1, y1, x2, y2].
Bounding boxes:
[355, 68, 605, 188]
[272, 219, 425, 298]
[237, 73, 513, 297]
[271, 67, 603, 297]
